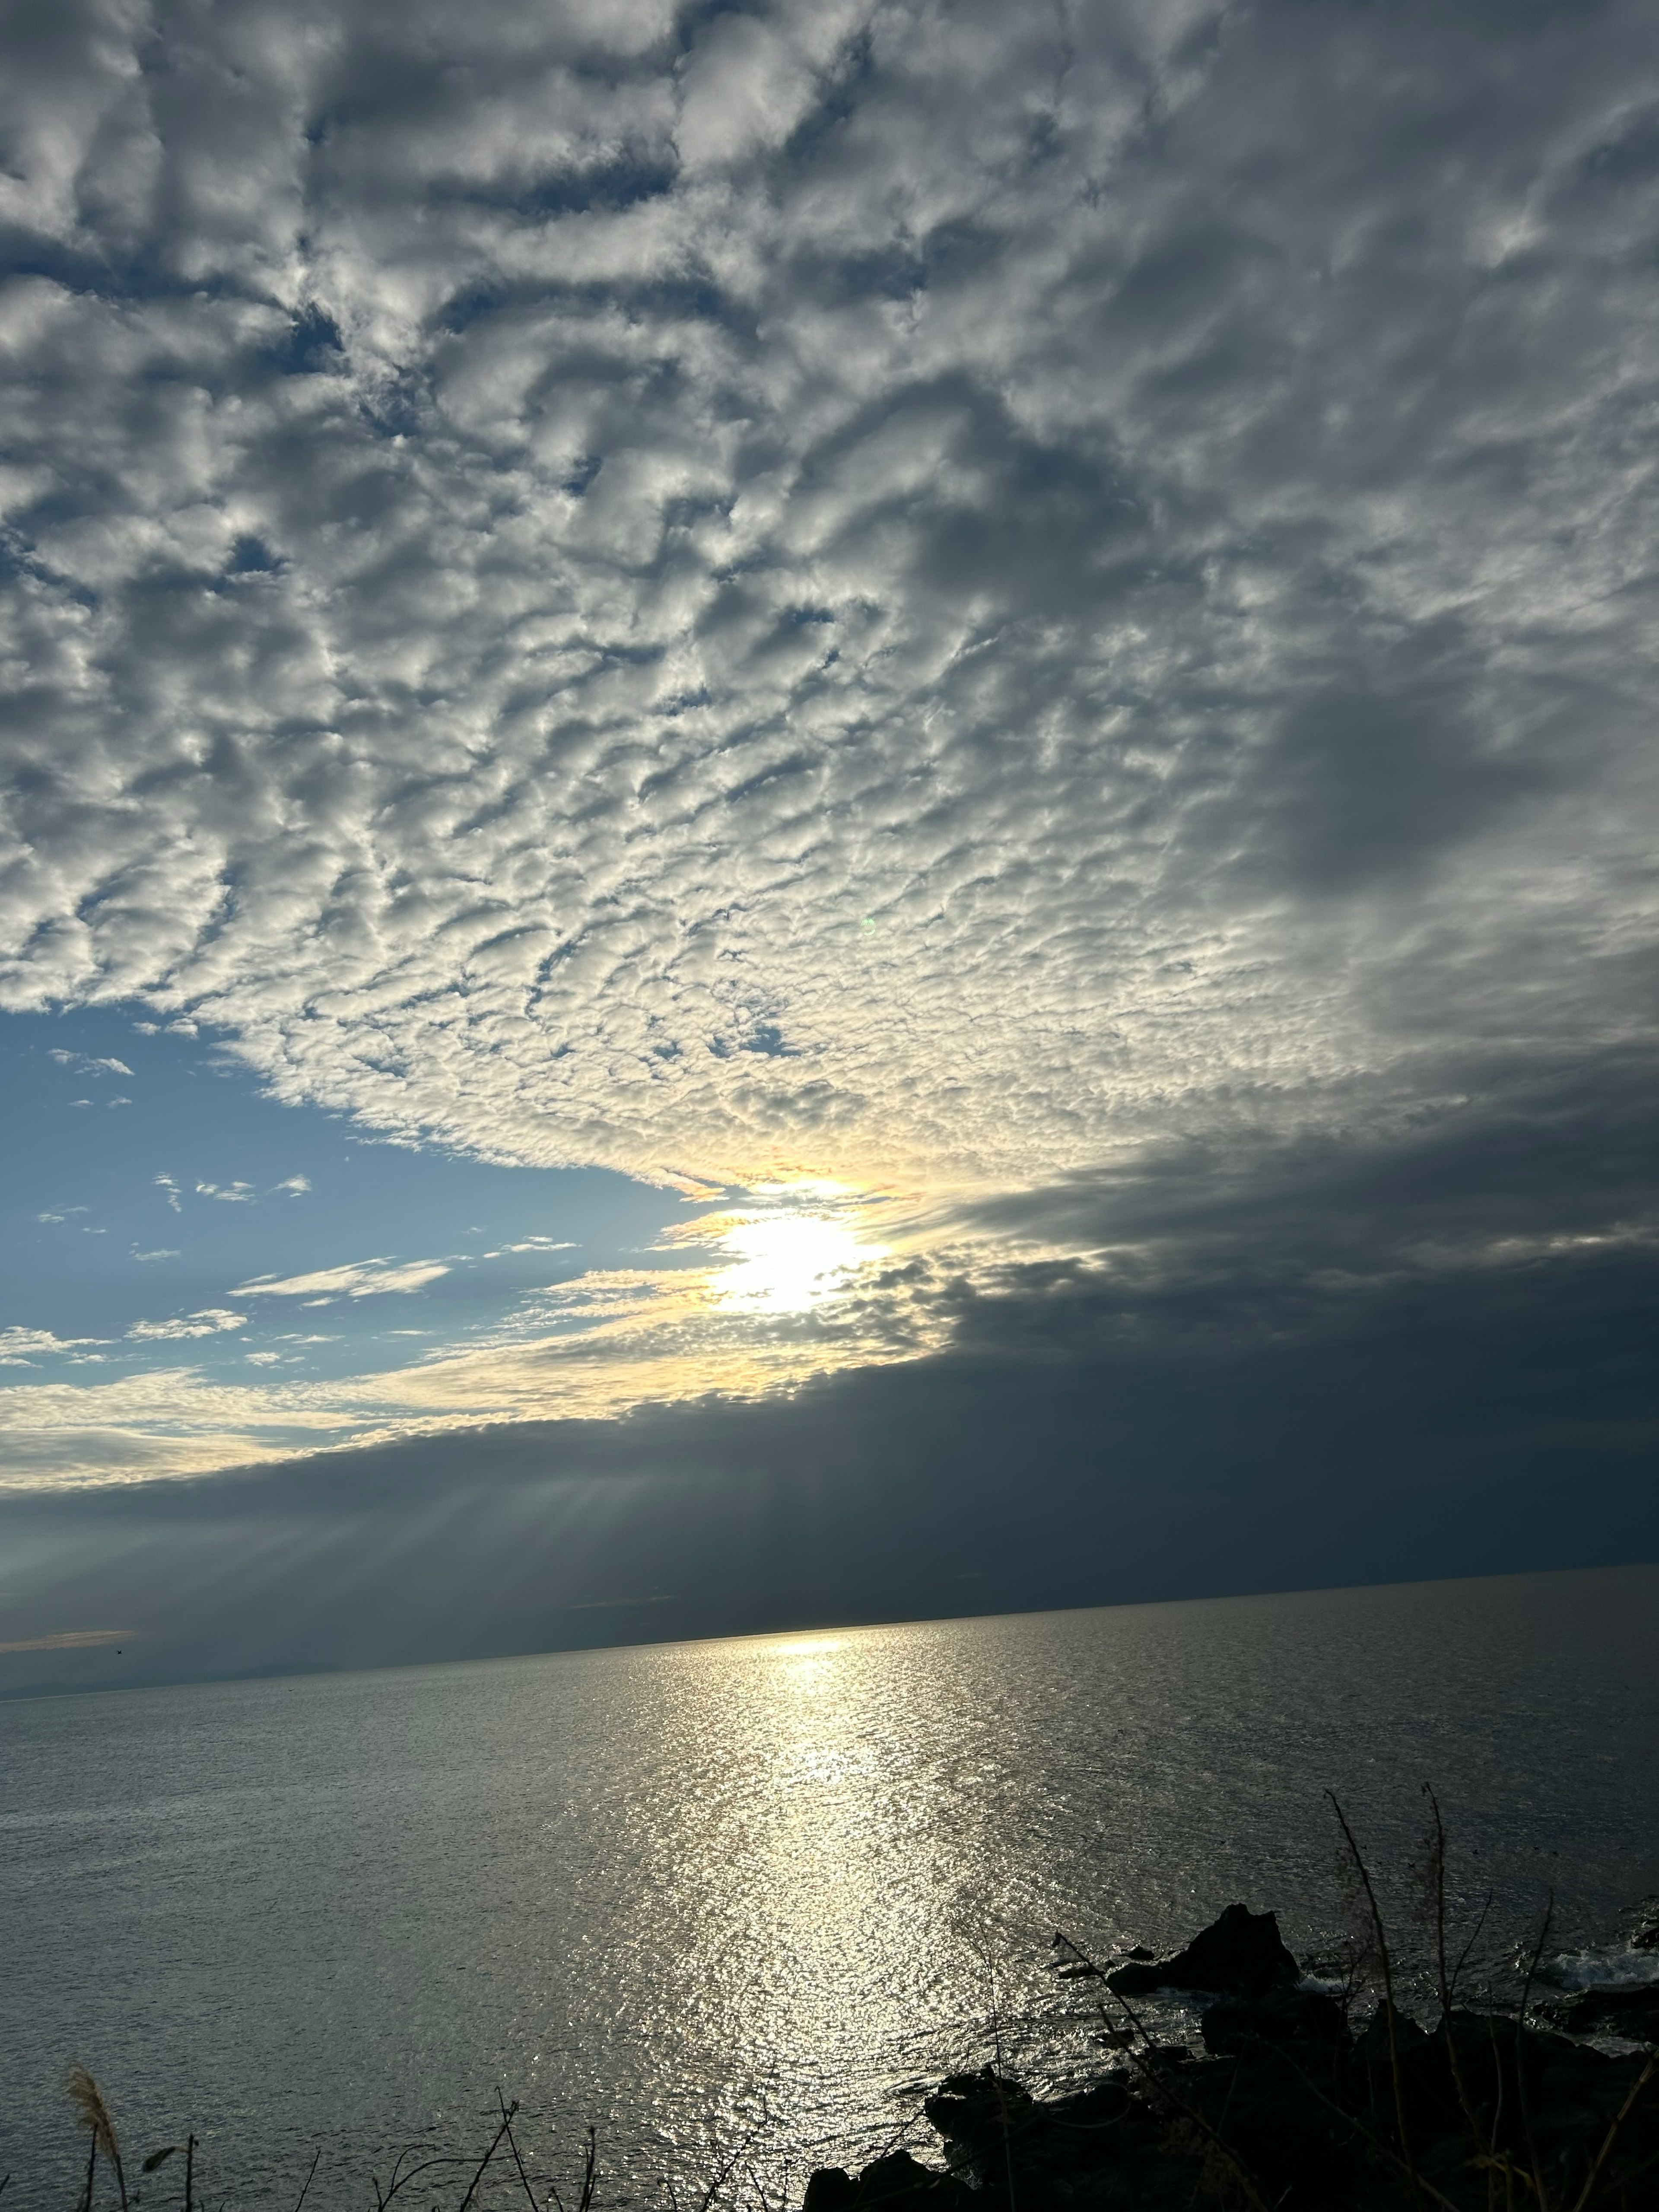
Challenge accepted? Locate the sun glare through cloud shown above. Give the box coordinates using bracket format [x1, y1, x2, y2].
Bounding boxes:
[707, 1185, 887, 1314]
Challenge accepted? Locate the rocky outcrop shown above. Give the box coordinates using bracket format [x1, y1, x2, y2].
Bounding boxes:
[802, 2151, 972, 2212]
[1105, 1901, 1301, 1998]
[806, 1905, 1659, 2212]
[1541, 1980, 1659, 2043]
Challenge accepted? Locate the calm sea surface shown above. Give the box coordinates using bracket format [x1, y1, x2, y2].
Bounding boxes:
[4, 1567, 1658, 2210]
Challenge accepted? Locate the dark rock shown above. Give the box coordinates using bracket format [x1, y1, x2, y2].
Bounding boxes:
[804, 2154, 971, 2212]
[1554, 1983, 1659, 2043]
[1358, 2001, 1432, 2052]
[1105, 1903, 1301, 1999]
[1046, 2076, 1131, 2132]
[803, 2171, 858, 2212]
[1201, 1987, 1349, 2057]
[921, 2069, 1039, 2187]
[832, 1966, 1659, 2212]
[923, 2069, 1036, 2151]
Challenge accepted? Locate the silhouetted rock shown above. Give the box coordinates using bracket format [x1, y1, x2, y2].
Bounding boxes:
[809, 1903, 1659, 2212]
[922, 2070, 1036, 2147]
[1200, 1985, 1348, 2056]
[1106, 1902, 1301, 1998]
[1548, 1983, 1659, 2043]
[802, 2169, 858, 2212]
[803, 2152, 972, 2212]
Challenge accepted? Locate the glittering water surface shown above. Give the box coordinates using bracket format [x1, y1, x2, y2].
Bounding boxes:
[4, 1567, 1658, 2210]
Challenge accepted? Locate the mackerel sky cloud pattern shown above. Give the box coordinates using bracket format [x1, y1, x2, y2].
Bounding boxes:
[3, 0, 1656, 1201]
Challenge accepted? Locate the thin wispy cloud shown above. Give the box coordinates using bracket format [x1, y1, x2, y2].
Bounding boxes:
[0, 1628, 131, 1655]
[234, 1260, 452, 1300]
[48, 1052, 131, 1077]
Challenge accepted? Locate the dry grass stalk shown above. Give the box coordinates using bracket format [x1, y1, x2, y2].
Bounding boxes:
[67, 2069, 127, 2212]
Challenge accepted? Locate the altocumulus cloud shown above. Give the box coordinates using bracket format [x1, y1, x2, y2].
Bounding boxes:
[1, 0, 1656, 1205]
[6, 0, 1659, 1620]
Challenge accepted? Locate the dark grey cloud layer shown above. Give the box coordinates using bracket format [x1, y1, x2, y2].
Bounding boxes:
[6, 1053, 1657, 1692]
[3, 0, 1658, 1185]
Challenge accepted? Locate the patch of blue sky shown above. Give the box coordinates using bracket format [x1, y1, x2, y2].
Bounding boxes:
[2, 1008, 701, 1388]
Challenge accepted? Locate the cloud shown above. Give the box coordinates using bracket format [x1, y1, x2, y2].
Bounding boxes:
[0, 1189, 920, 1482]
[126, 1309, 248, 1342]
[48, 1051, 131, 1076]
[0, 1327, 101, 1363]
[233, 1259, 451, 1299]
[5, 1014, 1659, 1495]
[273, 1174, 311, 1195]
[131, 1246, 181, 1262]
[155, 1175, 181, 1213]
[195, 1181, 256, 1203]
[0, 0, 1651, 1211]
[0, 1627, 130, 1654]
[3, 1222, 1656, 1684]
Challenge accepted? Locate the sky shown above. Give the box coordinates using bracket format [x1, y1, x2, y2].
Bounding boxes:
[3, 0, 1659, 1691]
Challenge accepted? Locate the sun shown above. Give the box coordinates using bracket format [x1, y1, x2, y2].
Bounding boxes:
[710, 1196, 884, 1313]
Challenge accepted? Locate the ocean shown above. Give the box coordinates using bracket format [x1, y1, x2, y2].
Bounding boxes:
[4, 1565, 1658, 2209]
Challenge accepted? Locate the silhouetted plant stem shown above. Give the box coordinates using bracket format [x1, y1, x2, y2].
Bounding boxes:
[290, 2148, 320, 2212]
[1262, 2042, 1463, 2212]
[373, 2145, 473, 2209]
[1419, 1785, 1492, 2159]
[1569, 2056, 1657, 2212]
[1516, 1897, 1556, 2210]
[1328, 1790, 1424, 2206]
[457, 2105, 517, 2212]
[694, 2120, 763, 2212]
[499, 2091, 543, 2212]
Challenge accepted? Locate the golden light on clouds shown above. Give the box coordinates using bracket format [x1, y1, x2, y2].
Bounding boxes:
[0, 1178, 934, 1488]
[705, 1183, 890, 1315]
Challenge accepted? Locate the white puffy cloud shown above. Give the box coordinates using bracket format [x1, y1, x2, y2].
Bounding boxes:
[0, 1327, 102, 1362]
[0, 0, 1656, 1206]
[126, 1308, 248, 1341]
